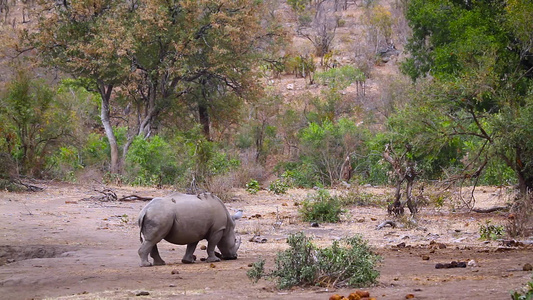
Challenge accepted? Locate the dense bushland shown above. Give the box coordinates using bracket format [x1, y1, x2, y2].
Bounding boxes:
[0, 0, 532, 219]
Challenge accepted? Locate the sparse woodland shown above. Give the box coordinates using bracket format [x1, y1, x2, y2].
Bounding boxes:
[0, 0, 532, 235]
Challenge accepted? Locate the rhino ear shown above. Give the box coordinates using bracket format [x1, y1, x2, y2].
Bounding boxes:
[232, 209, 243, 221]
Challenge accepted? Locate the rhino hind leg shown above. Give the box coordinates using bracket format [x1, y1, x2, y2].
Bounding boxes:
[181, 242, 199, 264]
[138, 240, 156, 267]
[151, 244, 166, 265]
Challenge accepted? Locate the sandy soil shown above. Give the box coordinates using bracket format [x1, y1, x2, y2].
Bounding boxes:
[0, 182, 531, 300]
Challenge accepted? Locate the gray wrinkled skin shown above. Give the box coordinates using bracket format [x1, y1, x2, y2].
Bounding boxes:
[138, 192, 241, 267]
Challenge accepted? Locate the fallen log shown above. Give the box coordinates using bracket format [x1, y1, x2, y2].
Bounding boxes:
[472, 206, 508, 213]
[376, 220, 397, 230]
[118, 195, 153, 201]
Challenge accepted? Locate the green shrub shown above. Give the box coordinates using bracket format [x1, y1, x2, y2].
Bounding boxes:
[511, 274, 533, 300]
[247, 232, 380, 289]
[125, 135, 178, 186]
[300, 189, 344, 222]
[479, 220, 505, 240]
[268, 178, 289, 194]
[338, 190, 386, 207]
[246, 179, 260, 194]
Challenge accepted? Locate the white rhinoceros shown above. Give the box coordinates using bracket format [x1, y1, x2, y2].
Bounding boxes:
[137, 192, 241, 267]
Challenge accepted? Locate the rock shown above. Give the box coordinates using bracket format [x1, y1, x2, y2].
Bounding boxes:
[329, 294, 343, 300]
[405, 294, 415, 299]
[422, 255, 430, 260]
[250, 235, 268, 243]
[355, 290, 370, 297]
[286, 84, 294, 90]
[311, 222, 319, 227]
[397, 242, 406, 248]
[348, 292, 361, 300]
[523, 263, 533, 271]
[200, 245, 207, 250]
[282, 203, 288, 206]
[135, 291, 150, 296]
[210, 263, 216, 268]
[467, 260, 478, 267]
[171, 269, 179, 274]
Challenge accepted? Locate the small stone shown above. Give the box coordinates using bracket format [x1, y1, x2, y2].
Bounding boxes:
[311, 222, 319, 227]
[371, 217, 377, 221]
[171, 269, 179, 275]
[200, 245, 207, 250]
[467, 260, 478, 267]
[422, 255, 430, 260]
[397, 242, 406, 248]
[169, 284, 177, 287]
[523, 263, 533, 271]
[282, 203, 288, 206]
[405, 294, 415, 299]
[210, 263, 216, 268]
[136, 291, 150, 296]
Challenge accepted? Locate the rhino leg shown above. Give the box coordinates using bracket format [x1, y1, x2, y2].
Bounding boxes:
[138, 241, 156, 267]
[206, 230, 223, 263]
[181, 242, 198, 264]
[150, 244, 166, 266]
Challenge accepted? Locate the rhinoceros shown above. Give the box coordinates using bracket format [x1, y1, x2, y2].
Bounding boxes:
[137, 192, 241, 267]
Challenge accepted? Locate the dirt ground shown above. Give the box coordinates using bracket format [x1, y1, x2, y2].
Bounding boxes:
[0, 182, 531, 300]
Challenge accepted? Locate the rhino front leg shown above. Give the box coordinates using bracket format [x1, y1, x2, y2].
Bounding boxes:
[150, 244, 166, 266]
[182, 242, 198, 264]
[206, 230, 223, 263]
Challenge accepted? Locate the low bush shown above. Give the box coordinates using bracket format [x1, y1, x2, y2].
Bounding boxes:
[268, 178, 289, 194]
[479, 220, 505, 240]
[246, 179, 260, 194]
[511, 274, 533, 300]
[300, 189, 344, 223]
[247, 232, 380, 289]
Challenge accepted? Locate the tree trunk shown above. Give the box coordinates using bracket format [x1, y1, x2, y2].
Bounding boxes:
[97, 83, 120, 174]
[199, 103, 210, 140]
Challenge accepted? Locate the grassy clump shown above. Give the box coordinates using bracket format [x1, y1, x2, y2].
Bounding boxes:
[247, 232, 380, 289]
[299, 189, 344, 222]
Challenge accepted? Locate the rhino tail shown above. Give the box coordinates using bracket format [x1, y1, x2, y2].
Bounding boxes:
[138, 210, 146, 243]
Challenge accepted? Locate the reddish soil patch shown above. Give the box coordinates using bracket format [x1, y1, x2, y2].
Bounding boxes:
[0, 182, 531, 299]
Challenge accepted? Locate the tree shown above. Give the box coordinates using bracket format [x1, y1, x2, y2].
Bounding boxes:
[0, 71, 77, 177]
[30, 0, 280, 174]
[400, 0, 533, 195]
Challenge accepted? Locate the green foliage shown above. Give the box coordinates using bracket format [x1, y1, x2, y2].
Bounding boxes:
[268, 178, 289, 195]
[125, 135, 178, 186]
[246, 179, 260, 194]
[479, 220, 505, 240]
[297, 118, 363, 185]
[316, 65, 365, 90]
[399, 0, 533, 193]
[300, 189, 344, 223]
[511, 274, 533, 300]
[0, 71, 88, 178]
[338, 190, 386, 207]
[316, 236, 381, 287]
[247, 259, 265, 284]
[246, 232, 380, 289]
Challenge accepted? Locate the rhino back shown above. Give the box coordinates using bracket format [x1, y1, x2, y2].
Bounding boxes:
[144, 193, 230, 245]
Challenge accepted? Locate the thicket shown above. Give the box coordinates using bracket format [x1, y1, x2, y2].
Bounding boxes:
[247, 232, 380, 289]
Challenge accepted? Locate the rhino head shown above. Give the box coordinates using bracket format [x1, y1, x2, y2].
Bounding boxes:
[216, 211, 242, 260]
